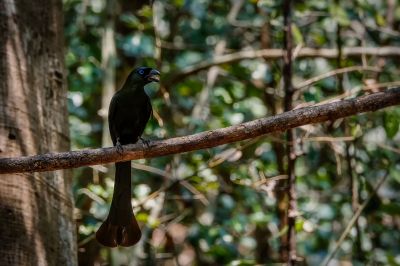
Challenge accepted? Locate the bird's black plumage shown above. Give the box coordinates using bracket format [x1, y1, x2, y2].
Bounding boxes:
[96, 67, 159, 247]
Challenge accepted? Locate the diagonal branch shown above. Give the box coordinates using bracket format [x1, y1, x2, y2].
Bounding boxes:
[296, 66, 381, 90]
[0, 87, 399, 174]
[165, 47, 400, 85]
[321, 171, 389, 266]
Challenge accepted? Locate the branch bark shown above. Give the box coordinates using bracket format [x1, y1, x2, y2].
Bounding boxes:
[1, 87, 399, 174]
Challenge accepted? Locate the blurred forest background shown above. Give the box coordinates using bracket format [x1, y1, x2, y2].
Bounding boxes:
[64, 0, 400, 265]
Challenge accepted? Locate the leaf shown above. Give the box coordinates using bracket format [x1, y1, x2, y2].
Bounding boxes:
[138, 5, 152, 18]
[375, 13, 386, 27]
[384, 112, 400, 139]
[381, 203, 400, 215]
[329, 5, 351, 26]
[292, 24, 303, 44]
[120, 14, 140, 28]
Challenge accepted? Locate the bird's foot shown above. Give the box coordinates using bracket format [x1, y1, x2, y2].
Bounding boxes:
[116, 138, 124, 155]
[139, 137, 150, 148]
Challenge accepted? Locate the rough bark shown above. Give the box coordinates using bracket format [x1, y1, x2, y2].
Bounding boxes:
[0, 0, 77, 265]
[0, 87, 399, 174]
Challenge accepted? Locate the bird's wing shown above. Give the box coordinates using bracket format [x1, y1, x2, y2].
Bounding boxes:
[135, 95, 153, 138]
[108, 95, 118, 145]
[146, 97, 153, 121]
[143, 95, 153, 129]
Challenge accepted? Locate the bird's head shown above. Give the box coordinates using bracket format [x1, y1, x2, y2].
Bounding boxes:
[128, 67, 160, 85]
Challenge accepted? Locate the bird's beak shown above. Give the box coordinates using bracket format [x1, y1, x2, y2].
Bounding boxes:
[146, 69, 160, 82]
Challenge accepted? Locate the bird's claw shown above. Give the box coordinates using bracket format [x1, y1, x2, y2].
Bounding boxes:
[139, 137, 150, 148]
[116, 138, 124, 155]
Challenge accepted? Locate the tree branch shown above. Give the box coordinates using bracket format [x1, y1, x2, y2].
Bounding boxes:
[296, 66, 381, 89]
[321, 171, 389, 266]
[165, 46, 400, 85]
[1, 87, 399, 174]
[283, 0, 297, 263]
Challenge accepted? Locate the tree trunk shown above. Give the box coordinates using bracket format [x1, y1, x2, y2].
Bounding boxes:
[0, 0, 77, 265]
[100, 0, 116, 149]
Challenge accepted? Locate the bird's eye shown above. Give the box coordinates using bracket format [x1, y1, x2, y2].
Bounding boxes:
[138, 69, 145, 75]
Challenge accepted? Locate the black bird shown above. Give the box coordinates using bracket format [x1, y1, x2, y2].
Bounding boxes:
[96, 67, 160, 247]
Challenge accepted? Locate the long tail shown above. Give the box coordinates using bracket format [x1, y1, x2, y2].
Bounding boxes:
[96, 161, 142, 247]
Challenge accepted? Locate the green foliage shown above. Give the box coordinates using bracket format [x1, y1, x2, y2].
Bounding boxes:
[65, 0, 400, 264]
